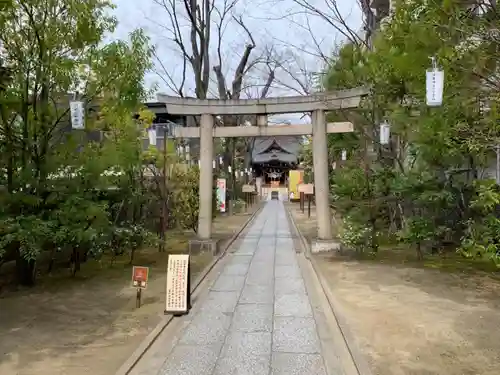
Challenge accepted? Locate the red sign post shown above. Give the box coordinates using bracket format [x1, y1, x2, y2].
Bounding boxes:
[132, 266, 149, 308]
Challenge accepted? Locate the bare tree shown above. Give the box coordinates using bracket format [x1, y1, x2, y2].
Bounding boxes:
[149, 0, 281, 208]
[150, 0, 276, 101]
[288, 0, 370, 48]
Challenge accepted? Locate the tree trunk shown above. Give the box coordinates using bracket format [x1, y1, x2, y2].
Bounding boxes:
[70, 247, 81, 276]
[416, 242, 424, 261]
[16, 249, 36, 286]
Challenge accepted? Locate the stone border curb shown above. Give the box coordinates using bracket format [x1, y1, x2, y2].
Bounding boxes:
[286, 206, 374, 375]
[115, 205, 263, 375]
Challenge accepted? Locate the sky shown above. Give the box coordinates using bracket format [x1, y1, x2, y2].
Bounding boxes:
[108, 0, 363, 122]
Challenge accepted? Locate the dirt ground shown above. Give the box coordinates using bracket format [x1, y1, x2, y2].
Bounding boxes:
[288, 203, 500, 375]
[0, 209, 257, 375]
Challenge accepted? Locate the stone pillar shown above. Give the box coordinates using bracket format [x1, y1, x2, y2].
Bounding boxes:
[312, 110, 333, 240]
[256, 115, 267, 127]
[198, 114, 214, 240]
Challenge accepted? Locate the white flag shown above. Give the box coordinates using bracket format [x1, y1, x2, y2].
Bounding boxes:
[426, 69, 444, 106]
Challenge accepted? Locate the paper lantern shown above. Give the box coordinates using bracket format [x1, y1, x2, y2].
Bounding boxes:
[380, 121, 390, 145]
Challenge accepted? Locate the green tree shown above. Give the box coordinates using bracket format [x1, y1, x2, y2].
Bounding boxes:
[0, 0, 155, 284]
[321, 0, 500, 263]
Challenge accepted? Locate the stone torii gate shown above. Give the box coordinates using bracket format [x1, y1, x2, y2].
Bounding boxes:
[158, 87, 367, 249]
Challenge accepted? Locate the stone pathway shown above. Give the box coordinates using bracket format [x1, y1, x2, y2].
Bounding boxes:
[158, 201, 328, 375]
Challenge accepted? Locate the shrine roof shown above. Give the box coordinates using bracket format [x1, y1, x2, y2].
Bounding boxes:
[250, 135, 301, 164]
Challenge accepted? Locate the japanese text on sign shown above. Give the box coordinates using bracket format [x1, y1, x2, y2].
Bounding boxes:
[165, 254, 189, 313]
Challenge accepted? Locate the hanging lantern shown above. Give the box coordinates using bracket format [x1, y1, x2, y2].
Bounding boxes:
[235, 170, 239, 178]
[426, 56, 444, 107]
[380, 121, 390, 145]
[70, 101, 85, 129]
[244, 168, 248, 173]
[147, 128, 157, 146]
[185, 144, 190, 153]
[332, 162, 337, 170]
[212, 160, 216, 169]
[178, 145, 184, 154]
[228, 166, 232, 173]
[341, 150, 347, 161]
[219, 156, 223, 165]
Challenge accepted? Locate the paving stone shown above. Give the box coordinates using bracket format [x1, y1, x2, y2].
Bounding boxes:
[240, 284, 274, 304]
[271, 353, 327, 375]
[222, 262, 250, 276]
[272, 317, 321, 354]
[246, 269, 274, 286]
[234, 248, 256, 256]
[248, 260, 274, 273]
[199, 291, 240, 313]
[275, 252, 298, 266]
[275, 264, 301, 279]
[144, 202, 335, 375]
[275, 277, 306, 296]
[211, 275, 245, 292]
[179, 312, 232, 346]
[213, 354, 271, 375]
[274, 293, 313, 317]
[228, 255, 253, 265]
[220, 331, 272, 357]
[158, 345, 219, 375]
[232, 303, 273, 332]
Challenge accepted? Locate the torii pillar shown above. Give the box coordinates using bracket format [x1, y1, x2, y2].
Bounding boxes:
[312, 110, 332, 240]
[198, 113, 214, 240]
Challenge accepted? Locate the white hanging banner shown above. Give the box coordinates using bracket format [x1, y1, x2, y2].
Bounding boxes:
[212, 160, 216, 169]
[341, 150, 347, 161]
[70, 101, 85, 129]
[228, 166, 232, 173]
[380, 122, 390, 145]
[147, 128, 157, 146]
[219, 156, 223, 165]
[426, 69, 444, 106]
[216, 178, 226, 212]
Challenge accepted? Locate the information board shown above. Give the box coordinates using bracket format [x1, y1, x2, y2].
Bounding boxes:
[132, 266, 149, 289]
[298, 183, 314, 194]
[242, 184, 255, 193]
[165, 254, 190, 315]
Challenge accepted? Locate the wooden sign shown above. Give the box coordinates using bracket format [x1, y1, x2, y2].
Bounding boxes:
[298, 183, 314, 194]
[242, 184, 255, 193]
[132, 266, 149, 289]
[165, 254, 191, 315]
